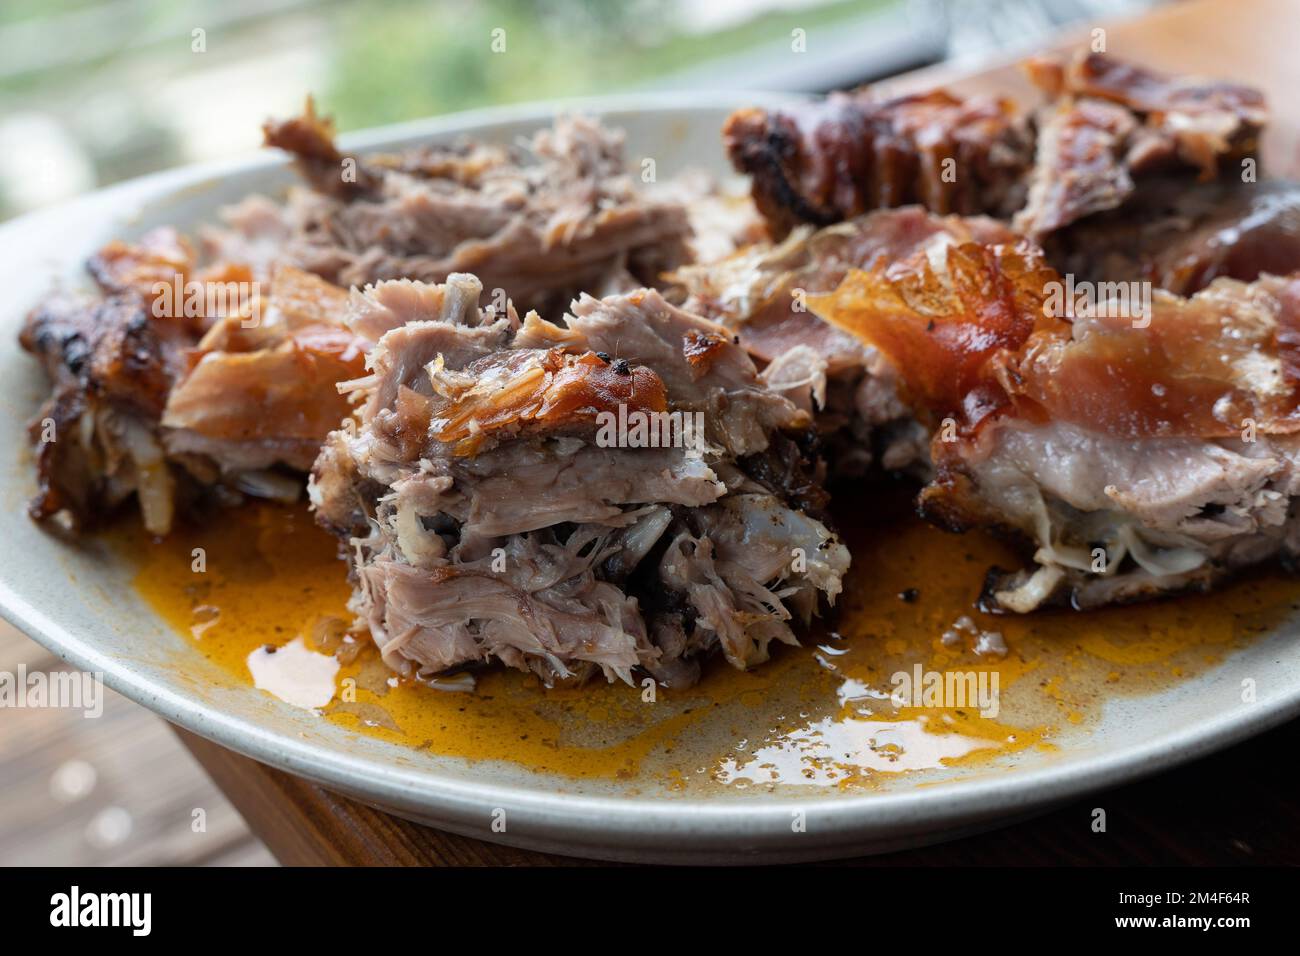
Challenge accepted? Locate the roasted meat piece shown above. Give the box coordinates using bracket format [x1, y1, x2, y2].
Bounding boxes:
[724, 90, 1033, 240]
[20, 229, 364, 535]
[1023, 56, 1300, 292]
[810, 238, 1300, 611]
[21, 228, 226, 535]
[161, 264, 365, 476]
[726, 51, 1268, 256]
[1025, 51, 1265, 179]
[310, 273, 848, 687]
[21, 291, 190, 536]
[256, 101, 693, 315]
[672, 206, 1017, 475]
[23, 105, 705, 538]
[1046, 178, 1300, 295]
[1012, 96, 1141, 240]
[1015, 52, 1268, 241]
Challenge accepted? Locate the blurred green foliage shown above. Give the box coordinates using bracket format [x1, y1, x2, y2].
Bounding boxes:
[0, 0, 890, 218]
[0, 0, 101, 23]
[325, 0, 886, 129]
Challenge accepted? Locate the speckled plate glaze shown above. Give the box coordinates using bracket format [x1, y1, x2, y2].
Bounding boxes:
[2, 96, 1299, 864]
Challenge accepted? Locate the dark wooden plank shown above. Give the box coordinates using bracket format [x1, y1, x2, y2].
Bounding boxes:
[174, 729, 599, 866]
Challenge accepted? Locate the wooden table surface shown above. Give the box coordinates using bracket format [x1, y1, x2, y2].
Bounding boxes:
[0, 622, 273, 867]
[176, 0, 1300, 866]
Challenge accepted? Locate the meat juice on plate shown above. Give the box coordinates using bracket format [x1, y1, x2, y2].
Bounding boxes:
[120, 498, 1300, 793]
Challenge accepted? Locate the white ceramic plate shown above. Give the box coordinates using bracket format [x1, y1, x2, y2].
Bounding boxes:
[2, 94, 1299, 864]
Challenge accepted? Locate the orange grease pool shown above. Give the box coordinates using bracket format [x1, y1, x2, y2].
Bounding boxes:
[117, 499, 1300, 792]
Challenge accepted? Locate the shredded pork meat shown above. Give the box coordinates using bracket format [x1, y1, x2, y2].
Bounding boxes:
[310, 273, 848, 687]
[253, 100, 693, 315]
[23, 45, 1300, 678]
[672, 206, 1017, 475]
[20, 233, 365, 535]
[810, 235, 1300, 610]
[726, 50, 1272, 260]
[1044, 178, 1300, 295]
[1014, 52, 1268, 241]
[21, 109, 697, 538]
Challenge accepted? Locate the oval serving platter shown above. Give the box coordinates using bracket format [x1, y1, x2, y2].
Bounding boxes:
[2, 94, 1299, 864]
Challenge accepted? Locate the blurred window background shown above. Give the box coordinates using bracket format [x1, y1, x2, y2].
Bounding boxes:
[2, 0, 1162, 220]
